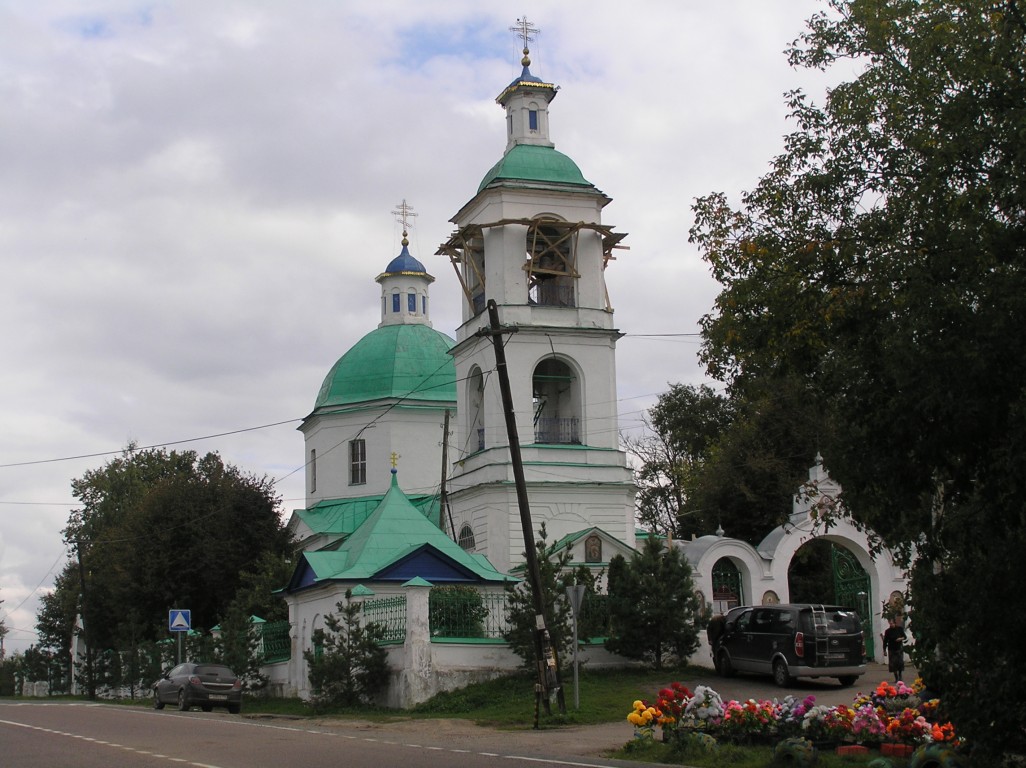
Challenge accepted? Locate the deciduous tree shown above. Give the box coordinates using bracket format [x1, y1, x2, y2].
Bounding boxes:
[690, 1, 1026, 758]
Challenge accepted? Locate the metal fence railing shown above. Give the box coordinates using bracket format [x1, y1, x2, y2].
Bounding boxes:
[261, 620, 291, 663]
[362, 595, 407, 644]
[429, 587, 510, 640]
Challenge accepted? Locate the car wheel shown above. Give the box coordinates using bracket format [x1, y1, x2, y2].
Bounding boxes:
[773, 659, 792, 688]
[838, 675, 858, 687]
[716, 649, 736, 677]
[177, 689, 189, 711]
[228, 703, 241, 715]
[153, 689, 164, 710]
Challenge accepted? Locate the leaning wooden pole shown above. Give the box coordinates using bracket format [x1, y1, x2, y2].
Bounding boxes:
[483, 300, 566, 723]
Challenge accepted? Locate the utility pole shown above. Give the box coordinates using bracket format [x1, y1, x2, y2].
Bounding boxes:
[440, 409, 457, 539]
[73, 539, 96, 700]
[482, 299, 566, 723]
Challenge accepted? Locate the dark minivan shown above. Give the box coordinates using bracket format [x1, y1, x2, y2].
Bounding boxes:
[709, 603, 866, 687]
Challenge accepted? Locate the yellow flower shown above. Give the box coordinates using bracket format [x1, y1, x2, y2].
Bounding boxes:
[627, 712, 643, 726]
[632, 700, 644, 710]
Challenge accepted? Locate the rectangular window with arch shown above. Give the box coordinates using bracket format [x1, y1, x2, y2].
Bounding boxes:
[392, 293, 400, 313]
[309, 448, 317, 493]
[350, 439, 367, 485]
[408, 292, 416, 312]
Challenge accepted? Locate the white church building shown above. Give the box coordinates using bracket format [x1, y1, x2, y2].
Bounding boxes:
[270, 28, 907, 706]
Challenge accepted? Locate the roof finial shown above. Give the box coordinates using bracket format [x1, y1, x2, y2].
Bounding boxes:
[510, 16, 538, 67]
[391, 199, 417, 247]
[390, 451, 401, 471]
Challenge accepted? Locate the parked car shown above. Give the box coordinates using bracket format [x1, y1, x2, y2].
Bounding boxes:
[708, 603, 866, 687]
[152, 662, 242, 713]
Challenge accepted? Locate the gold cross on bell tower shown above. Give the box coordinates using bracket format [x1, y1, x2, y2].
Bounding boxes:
[510, 17, 539, 65]
[390, 452, 401, 469]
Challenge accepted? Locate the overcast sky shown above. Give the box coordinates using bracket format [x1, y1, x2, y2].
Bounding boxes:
[0, 1, 836, 654]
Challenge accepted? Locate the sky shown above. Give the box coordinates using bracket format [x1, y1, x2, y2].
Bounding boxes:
[0, 0, 836, 654]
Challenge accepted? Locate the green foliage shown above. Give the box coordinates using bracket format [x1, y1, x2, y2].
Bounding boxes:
[45, 446, 292, 663]
[213, 606, 267, 692]
[503, 524, 601, 675]
[605, 537, 702, 669]
[689, 1, 1026, 759]
[303, 591, 390, 709]
[624, 384, 734, 538]
[428, 585, 489, 637]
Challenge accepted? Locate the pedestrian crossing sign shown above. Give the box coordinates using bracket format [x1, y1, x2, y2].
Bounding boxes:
[169, 609, 191, 632]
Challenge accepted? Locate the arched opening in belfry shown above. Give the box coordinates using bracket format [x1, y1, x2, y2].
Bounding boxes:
[532, 357, 580, 444]
[525, 219, 577, 308]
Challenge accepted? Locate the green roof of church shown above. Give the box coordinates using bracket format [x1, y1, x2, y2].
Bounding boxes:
[295, 493, 441, 538]
[300, 472, 509, 583]
[478, 144, 592, 193]
[314, 324, 456, 409]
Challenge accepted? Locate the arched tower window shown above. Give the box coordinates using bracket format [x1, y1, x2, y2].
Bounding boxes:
[457, 524, 476, 552]
[532, 357, 581, 444]
[525, 219, 577, 308]
[468, 366, 486, 452]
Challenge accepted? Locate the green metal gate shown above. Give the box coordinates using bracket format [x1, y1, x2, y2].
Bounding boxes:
[831, 544, 874, 658]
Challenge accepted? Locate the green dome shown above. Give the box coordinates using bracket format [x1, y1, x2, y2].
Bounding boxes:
[478, 144, 592, 193]
[315, 325, 456, 409]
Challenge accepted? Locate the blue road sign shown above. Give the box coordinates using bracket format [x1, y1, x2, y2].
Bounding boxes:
[169, 609, 191, 632]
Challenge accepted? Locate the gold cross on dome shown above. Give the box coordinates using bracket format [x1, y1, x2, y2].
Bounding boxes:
[390, 452, 401, 469]
[391, 199, 417, 234]
[510, 17, 538, 51]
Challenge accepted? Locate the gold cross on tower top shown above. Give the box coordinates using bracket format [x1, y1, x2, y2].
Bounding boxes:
[510, 16, 539, 65]
[391, 199, 417, 246]
[390, 452, 401, 469]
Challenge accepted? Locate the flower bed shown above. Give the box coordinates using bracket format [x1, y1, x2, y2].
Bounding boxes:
[626, 676, 962, 755]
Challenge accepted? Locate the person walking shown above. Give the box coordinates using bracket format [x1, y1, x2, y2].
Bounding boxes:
[882, 616, 907, 683]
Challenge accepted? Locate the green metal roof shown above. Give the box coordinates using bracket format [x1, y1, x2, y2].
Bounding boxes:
[478, 144, 592, 193]
[314, 324, 456, 409]
[295, 493, 441, 539]
[299, 472, 509, 583]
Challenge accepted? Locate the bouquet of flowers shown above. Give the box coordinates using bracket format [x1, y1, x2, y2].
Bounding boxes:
[851, 703, 887, 744]
[654, 682, 693, 733]
[626, 699, 662, 740]
[885, 707, 933, 744]
[719, 698, 778, 741]
[683, 685, 725, 730]
[776, 694, 817, 738]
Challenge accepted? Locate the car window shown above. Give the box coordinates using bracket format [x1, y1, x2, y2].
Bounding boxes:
[773, 611, 795, 632]
[752, 609, 776, 630]
[735, 609, 753, 631]
[194, 664, 236, 678]
[825, 611, 861, 634]
[168, 664, 185, 677]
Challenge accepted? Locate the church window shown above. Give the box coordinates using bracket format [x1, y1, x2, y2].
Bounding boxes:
[533, 357, 581, 445]
[457, 524, 476, 552]
[392, 292, 400, 313]
[529, 109, 538, 131]
[422, 295, 427, 315]
[309, 449, 317, 493]
[408, 292, 416, 312]
[525, 219, 577, 308]
[349, 439, 366, 485]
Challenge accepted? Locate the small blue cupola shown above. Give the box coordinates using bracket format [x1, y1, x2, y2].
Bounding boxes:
[375, 199, 435, 328]
[498, 18, 557, 152]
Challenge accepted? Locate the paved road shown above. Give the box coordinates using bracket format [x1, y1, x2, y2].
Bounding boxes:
[0, 701, 643, 768]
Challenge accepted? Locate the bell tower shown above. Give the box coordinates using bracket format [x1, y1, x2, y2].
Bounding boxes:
[438, 19, 636, 573]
